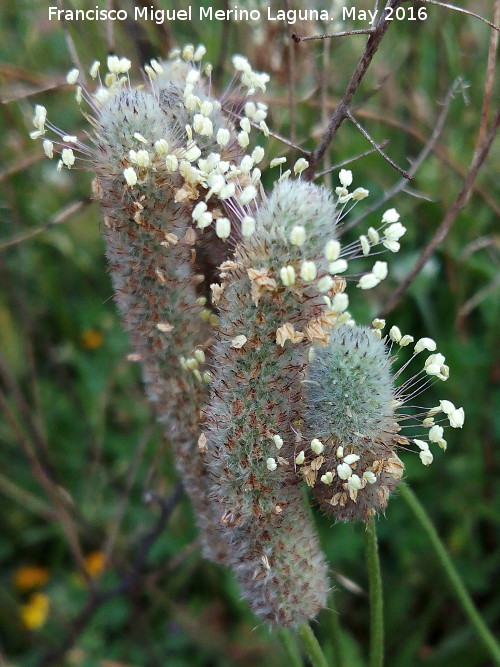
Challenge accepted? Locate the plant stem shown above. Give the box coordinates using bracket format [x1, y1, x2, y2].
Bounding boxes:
[399, 484, 500, 665]
[364, 515, 384, 667]
[328, 593, 345, 667]
[278, 628, 304, 667]
[298, 624, 328, 667]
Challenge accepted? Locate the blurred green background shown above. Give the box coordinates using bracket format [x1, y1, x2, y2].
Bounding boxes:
[0, 0, 498, 665]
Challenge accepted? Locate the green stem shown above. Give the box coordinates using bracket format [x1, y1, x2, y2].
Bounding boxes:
[328, 593, 345, 667]
[298, 623, 328, 667]
[278, 628, 303, 667]
[399, 484, 500, 665]
[364, 515, 384, 667]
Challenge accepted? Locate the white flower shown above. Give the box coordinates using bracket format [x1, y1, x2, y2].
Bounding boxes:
[370, 261, 387, 281]
[328, 259, 348, 274]
[353, 187, 369, 200]
[150, 59, 163, 74]
[300, 261, 317, 282]
[154, 139, 169, 155]
[331, 293, 349, 312]
[240, 156, 253, 173]
[317, 276, 334, 292]
[420, 450, 433, 465]
[241, 216, 256, 237]
[231, 335, 247, 349]
[33, 105, 47, 131]
[266, 457, 277, 471]
[384, 222, 407, 241]
[414, 337, 437, 354]
[240, 185, 257, 205]
[216, 128, 230, 147]
[414, 439, 429, 451]
[399, 335, 414, 347]
[382, 208, 400, 223]
[321, 472, 334, 485]
[270, 157, 287, 168]
[252, 146, 265, 164]
[193, 44, 207, 61]
[43, 140, 54, 159]
[363, 471, 377, 484]
[358, 274, 379, 290]
[194, 349, 206, 363]
[219, 182, 235, 200]
[324, 240, 341, 262]
[439, 399, 455, 414]
[185, 144, 201, 162]
[449, 408, 464, 428]
[343, 454, 360, 464]
[360, 235, 370, 256]
[61, 148, 75, 168]
[273, 435, 283, 449]
[372, 318, 385, 330]
[389, 326, 402, 343]
[367, 227, 380, 243]
[240, 117, 251, 133]
[135, 150, 150, 168]
[294, 158, 309, 175]
[89, 61, 100, 78]
[66, 68, 79, 85]
[192, 201, 207, 221]
[165, 154, 178, 171]
[311, 439, 324, 455]
[133, 132, 148, 144]
[337, 463, 352, 480]
[186, 69, 199, 84]
[382, 239, 401, 253]
[216, 217, 231, 239]
[237, 131, 249, 148]
[123, 167, 137, 186]
[295, 450, 305, 465]
[348, 474, 363, 491]
[290, 225, 306, 246]
[429, 425, 444, 442]
[280, 265, 296, 287]
[182, 44, 195, 60]
[339, 169, 353, 187]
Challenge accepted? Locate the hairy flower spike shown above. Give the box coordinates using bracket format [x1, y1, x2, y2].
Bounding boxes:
[304, 325, 404, 520]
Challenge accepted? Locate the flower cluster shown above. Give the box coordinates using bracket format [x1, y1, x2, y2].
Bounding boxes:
[30, 45, 463, 627]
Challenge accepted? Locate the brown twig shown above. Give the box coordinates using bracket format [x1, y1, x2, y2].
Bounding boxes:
[313, 141, 389, 180]
[56, 0, 88, 86]
[0, 199, 91, 250]
[292, 29, 374, 42]
[40, 484, 183, 666]
[284, 0, 297, 150]
[473, 0, 499, 157]
[418, 0, 500, 32]
[342, 77, 462, 233]
[304, 0, 403, 179]
[378, 111, 499, 318]
[346, 109, 411, 179]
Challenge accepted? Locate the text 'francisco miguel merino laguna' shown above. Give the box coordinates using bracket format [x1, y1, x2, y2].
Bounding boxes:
[48, 5, 388, 25]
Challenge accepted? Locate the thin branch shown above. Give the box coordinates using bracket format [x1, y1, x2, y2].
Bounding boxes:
[0, 386, 91, 584]
[473, 0, 499, 157]
[56, 0, 88, 86]
[418, 0, 500, 32]
[379, 110, 499, 317]
[304, 0, 404, 179]
[346, 110, 411, 179]
[292, 29, 374, 42]
[342, 77, 461, 232]
[40, 484, 183, 666]
[456, 274, 500, 329]
[105, 0, 115, 53]
[0, 199, 91, 251]
[284, 0, 297, 150]
[314, 141, 389, 180]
